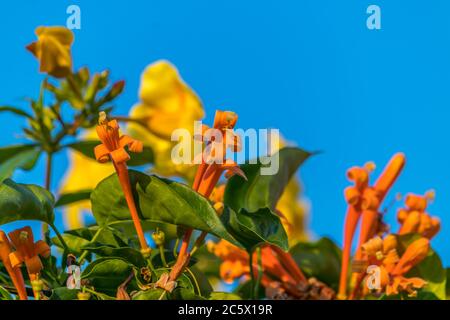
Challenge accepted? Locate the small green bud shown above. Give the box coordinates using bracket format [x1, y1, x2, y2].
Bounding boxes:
[152, 230, 165, 247]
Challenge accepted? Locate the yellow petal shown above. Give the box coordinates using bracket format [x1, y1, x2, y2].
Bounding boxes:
[128, 60, 204, 180]
[59, 130, 115, 229]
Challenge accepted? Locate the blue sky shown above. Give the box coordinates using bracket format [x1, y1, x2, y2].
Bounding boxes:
[1, 0, 449, 264]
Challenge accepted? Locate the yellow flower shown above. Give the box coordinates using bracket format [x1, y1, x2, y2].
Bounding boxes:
[27, 26, 74, 78]
[276, 179, 308, 246]
[59, 129, 115, 229]
[127, 60, 204, 181]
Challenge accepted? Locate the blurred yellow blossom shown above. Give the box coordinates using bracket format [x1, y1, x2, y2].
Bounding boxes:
[26, 26, 74, 78]
[127, 60, 204, 181]
[59, 130, 114, 229]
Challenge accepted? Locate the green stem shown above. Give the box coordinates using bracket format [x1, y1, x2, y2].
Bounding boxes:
[173, 238, 180, 258]
[49, 223, 69, 252]
[78, 227, 103, 264]
[158, 290, 167, 300]
[254, 247, 262, 299]
[185, 267, 202, 297]
[44, 152, 52, 190]
[159, 245, 168, 267]
[249, 249, 255, 299]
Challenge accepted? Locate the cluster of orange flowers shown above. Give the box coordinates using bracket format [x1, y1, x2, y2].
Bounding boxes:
[360, 235, 429, 297]
[338, 154, 441, 299]
[0, 227, 50, 300]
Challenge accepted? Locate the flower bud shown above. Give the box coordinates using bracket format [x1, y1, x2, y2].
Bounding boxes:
[383, 234, 398, 254]
[392, 238, 430, 276]
[77, 292, 91, 300]
[152, 230, 165, 247]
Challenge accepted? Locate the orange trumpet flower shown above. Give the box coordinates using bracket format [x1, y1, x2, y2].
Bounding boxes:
[338, 153, 405, 299]
[167, 110, 246, 287]
[94, 112, 150, 254]
[8, 226, 51, 299]
[0, 231, 28, 300]
[360, 236, 429, 297]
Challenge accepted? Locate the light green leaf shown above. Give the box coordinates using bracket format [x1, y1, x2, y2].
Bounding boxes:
[0, 179, 54, 225]
[224, 147, 311, 212]
[209, 292, 242, 300]
[0, 285, 13, 300]
[133, 288, 166, 300]
[91, 170, 239, 246]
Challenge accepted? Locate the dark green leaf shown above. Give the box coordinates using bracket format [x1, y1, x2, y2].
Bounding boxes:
[50, 287, 80, 300]
[55, 190, 92, 207]
[52, 226, 128, 256]
[81, 258, 134, 295]
[221, 207, 288, 251]
[0, 106, 32, 118]
[225, 147, 311, 213]
[289, 237, 342, 290]
[0, 179, 54, 225]
[91, 171, 239, 246]
[0, 145, 41, 182]
[81, 244, 146, 268]
[67, 140, 154, 166]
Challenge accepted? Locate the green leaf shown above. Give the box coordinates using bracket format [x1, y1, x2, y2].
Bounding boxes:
[289, 237, 342, 290]
[67, 140, 154, 166]
[55, 190, 92, 207]
[224, 147, 311, 213]
[50, 287, 80, 300]
[81, 244, 146, 268]
[209, 292, 242, 300]
[0, 145, 41, 182]
[446, 268, 450, 299]
[91, 170, 239, 246]
[0, 285, 13, 300]
[133, 288, 166, 300]
[0, 106, 32, 118]
[0, 179, 54, 226]
[52, 226, 128, 256]
[397, 234, 447, 300]
[221, 207, 288, 251]
[81, 258, 134, 295]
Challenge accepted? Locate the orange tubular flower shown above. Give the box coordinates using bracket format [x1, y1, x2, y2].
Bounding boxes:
[360, 235, 429, 298]
[8, 227, 51, 299]
[338, 153, 406, 299]
[209, 240, 306, 288]
[94, 112, 149, 253]
[167, 110, 246, 285]
[0, 231, 28, 300]
[397, 192, 440, 239]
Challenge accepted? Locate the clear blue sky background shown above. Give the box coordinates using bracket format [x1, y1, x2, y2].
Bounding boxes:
[1, 0, 449, 264]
